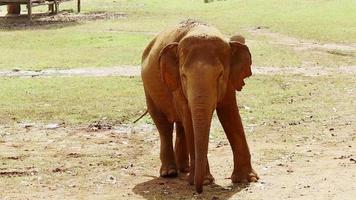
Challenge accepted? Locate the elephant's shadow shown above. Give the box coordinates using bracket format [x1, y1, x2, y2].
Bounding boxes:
[132, 174, 247, 199]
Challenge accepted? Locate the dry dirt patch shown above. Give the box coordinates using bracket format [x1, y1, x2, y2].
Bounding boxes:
[0, 119, 355, 199]
[249, 27, 356, 54]
[0, 11, 126, 30]
[1, 65, 356, 78]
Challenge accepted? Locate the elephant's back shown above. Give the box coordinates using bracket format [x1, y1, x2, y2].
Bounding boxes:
[141, 23, 190, 79]
[141, 28, 181, 123]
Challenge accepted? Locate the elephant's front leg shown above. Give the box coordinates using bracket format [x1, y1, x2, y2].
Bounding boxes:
[175, 122, 214, 184]
[180, 113, 215, 186]
[216, 89, 259, 183]
[175, 122, 189, 173]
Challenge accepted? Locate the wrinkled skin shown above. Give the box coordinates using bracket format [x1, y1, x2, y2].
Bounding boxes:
[141, 20, 259, 194]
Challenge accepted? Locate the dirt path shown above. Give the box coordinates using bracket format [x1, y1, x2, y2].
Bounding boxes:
[1, 65, 356, 78]
[0, 66, 142, 78]
[1, 118, 355, 199]
[249, 27, 356, 54]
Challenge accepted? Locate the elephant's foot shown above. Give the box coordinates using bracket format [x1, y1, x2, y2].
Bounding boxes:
[203, 173, 215, 185]
[187, 171, 215, 185]
[177, 160, 189, 173]
[160, 164, 178, 177]
[231, 167, 259, 183]
[187, 171, 194, 185]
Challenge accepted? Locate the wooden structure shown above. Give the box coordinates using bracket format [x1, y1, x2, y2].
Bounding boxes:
[7, 3, 20, 14]
[0, 0, 81, 20]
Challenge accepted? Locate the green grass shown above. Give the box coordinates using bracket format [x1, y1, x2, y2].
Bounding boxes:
[0, 31, 151, 69]
[238, 74, 356, 128]
[0, 0, 355, 70]
[80, 0, 356, 43]
[1, 74, 354, 125]
[249, 40, 301, 67]
[0, 77, 146, 124]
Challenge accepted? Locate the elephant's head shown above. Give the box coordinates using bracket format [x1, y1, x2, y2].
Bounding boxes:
[159, 34, 252, 193]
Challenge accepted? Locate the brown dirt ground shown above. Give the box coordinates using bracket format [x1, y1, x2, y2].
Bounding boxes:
[249, 27, 356, 53]
[1, 114, 355, 199]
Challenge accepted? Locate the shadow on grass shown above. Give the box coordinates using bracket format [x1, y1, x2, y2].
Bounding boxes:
[132, 174, 247, 199]
[0, 10, 126, 31]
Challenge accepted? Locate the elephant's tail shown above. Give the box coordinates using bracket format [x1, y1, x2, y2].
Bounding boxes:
[133, 110, 149, 123]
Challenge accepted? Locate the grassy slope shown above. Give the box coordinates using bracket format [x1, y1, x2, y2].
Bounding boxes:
[0, 0, 355, 70]
[0, 74, 354, 125]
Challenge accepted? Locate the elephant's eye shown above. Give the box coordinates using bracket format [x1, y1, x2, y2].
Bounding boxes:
[218, 72, 223, 79]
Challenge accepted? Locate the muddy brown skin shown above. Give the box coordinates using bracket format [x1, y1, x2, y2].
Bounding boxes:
[141, 20, 259, 193]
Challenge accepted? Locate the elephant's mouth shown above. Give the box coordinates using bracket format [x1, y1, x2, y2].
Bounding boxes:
[237, 80, 245, 91]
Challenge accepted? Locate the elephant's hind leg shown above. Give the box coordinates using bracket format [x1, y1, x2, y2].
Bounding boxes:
[147, 97, 177, 177]
[175, 122, 189, 173]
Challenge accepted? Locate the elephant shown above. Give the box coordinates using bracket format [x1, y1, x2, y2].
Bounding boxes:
[141, 19, 258, 193]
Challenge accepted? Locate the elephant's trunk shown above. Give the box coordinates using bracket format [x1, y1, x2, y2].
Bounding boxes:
[189, 97, 214, 193]
[186, 66, 218, 193]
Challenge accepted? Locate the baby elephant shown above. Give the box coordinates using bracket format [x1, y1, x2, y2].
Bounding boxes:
[141, 20, 258, 193]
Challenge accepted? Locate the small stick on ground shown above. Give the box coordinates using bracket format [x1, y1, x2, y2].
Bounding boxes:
[133, 110, 148, 123]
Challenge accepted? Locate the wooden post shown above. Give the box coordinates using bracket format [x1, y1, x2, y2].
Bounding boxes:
[7, 4, 21, 15]
[54, 0, 58, 14]
[49, 4, 54, 14]
[77, 0, 81, 13]
[27, 0, 32, 20]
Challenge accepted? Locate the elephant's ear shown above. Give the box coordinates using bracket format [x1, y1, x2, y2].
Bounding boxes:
[229, 37, 252, 91]
[159, 42, 180, 91]
[230, 35, 246, 44]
